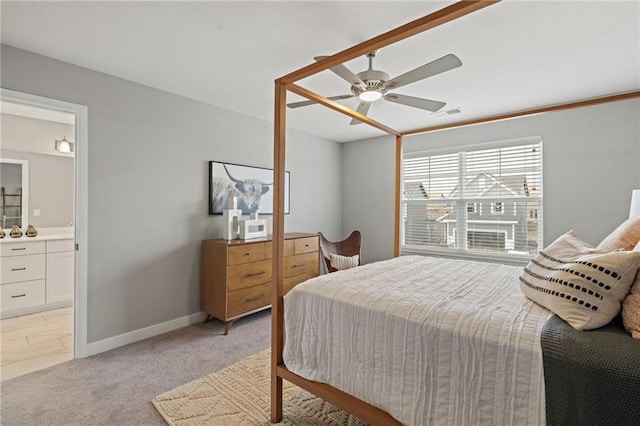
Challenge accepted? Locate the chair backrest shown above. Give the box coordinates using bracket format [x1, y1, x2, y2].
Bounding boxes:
[318, 230, 361, 273]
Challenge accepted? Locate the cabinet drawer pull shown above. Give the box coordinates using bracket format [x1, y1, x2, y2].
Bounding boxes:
[246, 271, 266, 277]
[11, 267, 26, 271]
[11, 294, 26, 298]
[293, 263, 306, 268]
[245, 294, 264, 302]
[12, 247, 27, 251]
[305, 244, 310, 247]
[244, 252, 251, 256]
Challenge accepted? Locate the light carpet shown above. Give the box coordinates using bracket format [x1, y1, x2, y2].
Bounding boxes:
[152, 349, 366, 425]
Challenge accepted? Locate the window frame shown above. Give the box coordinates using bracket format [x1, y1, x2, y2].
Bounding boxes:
[401, 136, 543, 265]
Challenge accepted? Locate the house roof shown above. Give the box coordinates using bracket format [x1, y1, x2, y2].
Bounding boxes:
[448, 172, 528, 198]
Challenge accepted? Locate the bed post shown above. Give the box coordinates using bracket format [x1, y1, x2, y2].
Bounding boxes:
[271, 79, 287, 423]
[394, 134, 403, 257]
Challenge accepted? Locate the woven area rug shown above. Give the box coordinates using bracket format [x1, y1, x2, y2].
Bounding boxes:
[152, 349, 366, 425]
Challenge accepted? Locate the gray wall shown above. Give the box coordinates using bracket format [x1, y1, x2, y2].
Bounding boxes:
[342, 136, 396, 264]
[1, 45, 343, 343]
[343, 98, 640, 263]
[0, 149, 74, 227]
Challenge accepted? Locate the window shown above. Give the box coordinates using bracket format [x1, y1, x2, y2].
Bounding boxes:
[402, 137, 543, 261]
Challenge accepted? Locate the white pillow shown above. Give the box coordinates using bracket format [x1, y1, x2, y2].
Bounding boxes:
[329, 253, 359, 271]
[519, 230, 640, 330]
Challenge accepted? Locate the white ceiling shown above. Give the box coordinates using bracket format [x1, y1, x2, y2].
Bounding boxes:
[1, 1, 638, 142]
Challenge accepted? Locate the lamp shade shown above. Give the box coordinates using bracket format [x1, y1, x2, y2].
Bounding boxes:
[55, 137, 72, 153]
[630, 189, 640, 218]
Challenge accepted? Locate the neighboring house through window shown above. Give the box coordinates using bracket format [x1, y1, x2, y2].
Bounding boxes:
[401, 137, 543, 261]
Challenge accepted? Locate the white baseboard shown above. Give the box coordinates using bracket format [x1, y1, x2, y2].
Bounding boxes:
[84, 311, 207, 357]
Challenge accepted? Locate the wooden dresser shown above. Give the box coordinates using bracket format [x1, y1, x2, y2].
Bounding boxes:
[201, 233, 319, 334]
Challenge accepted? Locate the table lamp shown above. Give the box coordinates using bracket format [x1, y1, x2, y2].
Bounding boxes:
[630, 189, 640, 218]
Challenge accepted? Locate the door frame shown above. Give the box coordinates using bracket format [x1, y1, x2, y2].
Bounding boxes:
[1, 88, 89, 358]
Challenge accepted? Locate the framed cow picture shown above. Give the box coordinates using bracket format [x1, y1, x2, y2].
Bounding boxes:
[208, 161, 290, 215]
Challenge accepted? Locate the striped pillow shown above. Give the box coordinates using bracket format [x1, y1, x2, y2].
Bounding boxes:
[520, 230, 640, 330]
[329, 253, 359, 271]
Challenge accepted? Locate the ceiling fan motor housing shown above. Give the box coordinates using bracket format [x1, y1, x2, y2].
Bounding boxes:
[352, 69, 390, 97]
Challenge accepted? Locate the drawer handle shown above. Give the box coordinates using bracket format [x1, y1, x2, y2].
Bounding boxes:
[12, 248, 27, 251]
[11, 267, 26, 271]
[293, 263, 306, 268]
[246, 271, 266, 277]
[246, 294, 264, 302]
[11, 294, 26, 298]
[305, 244, 310, 247]
[244, 252, 251, 256]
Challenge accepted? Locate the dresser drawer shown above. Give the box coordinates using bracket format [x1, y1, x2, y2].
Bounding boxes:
[1, 254, 46, 284]
[46, 239, 74, 253]
[284, 271, 317, 294]
[228, 243, 265, 265]
[294, 237, 318, 254]
[264, 240, 294, 259]
[1, 241, 46, 257]
[1, 280, 46, 312]
[228, 282, 271, 317]
[284, 252, 319, 278]
[228, 259, 272, 291]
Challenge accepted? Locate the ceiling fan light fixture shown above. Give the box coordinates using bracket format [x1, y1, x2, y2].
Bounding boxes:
[358, 90, 382, 102]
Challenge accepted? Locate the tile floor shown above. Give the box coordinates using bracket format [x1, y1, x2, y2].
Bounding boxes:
[1, 306, 73, 381]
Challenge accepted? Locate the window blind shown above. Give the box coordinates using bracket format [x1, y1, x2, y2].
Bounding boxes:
[402, 137, 543, 261]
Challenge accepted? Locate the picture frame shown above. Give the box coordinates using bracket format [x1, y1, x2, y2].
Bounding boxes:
[208, 161, 290, 215]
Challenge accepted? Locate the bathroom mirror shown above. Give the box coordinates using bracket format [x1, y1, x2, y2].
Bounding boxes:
[0, 158, 29, 229]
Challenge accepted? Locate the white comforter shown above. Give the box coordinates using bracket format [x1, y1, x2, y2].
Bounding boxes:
[283, 255, 553, 425]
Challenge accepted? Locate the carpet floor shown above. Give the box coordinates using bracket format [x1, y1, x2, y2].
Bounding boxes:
[1, 310, 271, 425]
[152, 349, 365, 426]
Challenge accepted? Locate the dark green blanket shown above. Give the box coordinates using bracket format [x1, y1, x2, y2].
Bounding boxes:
[541, 315, 640, 426]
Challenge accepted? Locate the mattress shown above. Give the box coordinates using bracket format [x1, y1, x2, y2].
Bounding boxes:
[283, 255, 553, 425]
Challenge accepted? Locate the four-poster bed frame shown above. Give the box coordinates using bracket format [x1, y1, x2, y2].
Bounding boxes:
[270, 1, 640, 423]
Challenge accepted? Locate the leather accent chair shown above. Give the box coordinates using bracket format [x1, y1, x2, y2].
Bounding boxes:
[318, 231, 361, 273]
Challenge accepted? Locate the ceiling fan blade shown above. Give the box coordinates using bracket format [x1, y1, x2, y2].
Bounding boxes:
[384, 93, 446, 112]
[382, 54, 462, 90]
[350, 101, 371, 125]
[315, 56, 365, 86]
[287, 94, 355, 108]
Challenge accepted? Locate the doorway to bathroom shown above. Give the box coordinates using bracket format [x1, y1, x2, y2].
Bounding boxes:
[0, 89, 88, 379]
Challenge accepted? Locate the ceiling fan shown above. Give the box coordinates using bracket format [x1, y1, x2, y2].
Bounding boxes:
[287, 51, 462, 125]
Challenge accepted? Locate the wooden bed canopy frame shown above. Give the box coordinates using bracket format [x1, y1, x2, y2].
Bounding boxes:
[270, 1, 640, 423]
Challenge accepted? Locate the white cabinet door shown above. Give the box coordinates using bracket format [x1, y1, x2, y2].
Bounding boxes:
[46, 251, 74, 304]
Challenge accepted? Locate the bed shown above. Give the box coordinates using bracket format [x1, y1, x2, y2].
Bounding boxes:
[281, 255, 640, 425]
[283, 255, 551, 425]
[269, 1, 640, 424]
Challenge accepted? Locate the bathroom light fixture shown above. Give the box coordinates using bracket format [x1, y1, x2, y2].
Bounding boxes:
[55, 137, 73, 153]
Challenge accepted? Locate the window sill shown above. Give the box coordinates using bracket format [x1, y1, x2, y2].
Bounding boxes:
[400, 246, 532, 267]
